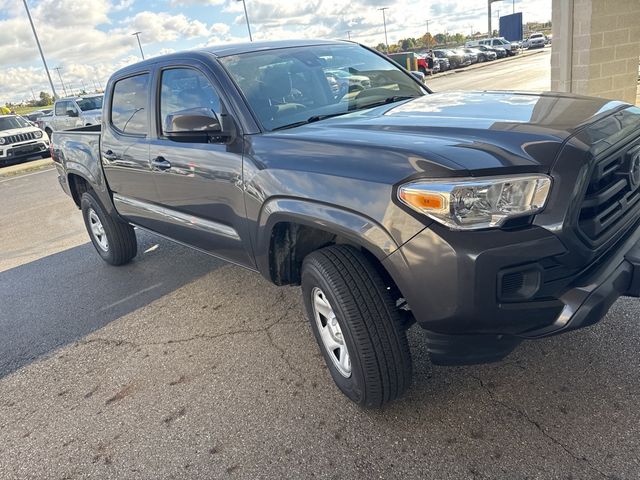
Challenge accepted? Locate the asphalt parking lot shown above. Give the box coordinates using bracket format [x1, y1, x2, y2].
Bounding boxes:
[2, 51, 640, 479]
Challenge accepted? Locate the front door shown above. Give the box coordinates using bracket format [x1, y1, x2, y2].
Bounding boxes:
[147, 64, 254, 268]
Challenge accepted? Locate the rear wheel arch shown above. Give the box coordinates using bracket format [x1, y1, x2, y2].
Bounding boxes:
[67, 173, 92, 207]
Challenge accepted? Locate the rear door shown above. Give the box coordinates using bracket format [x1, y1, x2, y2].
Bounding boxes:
[146, 61, 254, 268]
[101, 71, 159, 230]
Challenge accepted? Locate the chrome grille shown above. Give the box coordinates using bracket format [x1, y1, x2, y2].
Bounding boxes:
[578, 141, 640, 244]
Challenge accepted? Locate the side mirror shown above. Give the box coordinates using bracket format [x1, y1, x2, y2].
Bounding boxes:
[411, 71, 426, 83]
[66, 109, 78, 117]
[164, 108, 226, 141]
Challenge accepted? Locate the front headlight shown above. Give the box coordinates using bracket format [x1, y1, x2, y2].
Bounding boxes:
[0, 137, 5, 145]
[34, 130, 43, 138]
[398, 174, 552, 230]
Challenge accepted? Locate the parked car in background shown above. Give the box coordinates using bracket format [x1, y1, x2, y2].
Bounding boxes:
[435, 49, 469, 69]
[325, 69, 371, 94]
[464, 48, 489, 63]
[0, 114, 50, 166]
[456, 48, 477, 64]
[37, 95, 103, 138]
[477, 37, 516, 56]
[473, 45, 498, 61]
[24, 108, 52, 123]
[525, 33, 546, 49]
[431, 50, 451, 71]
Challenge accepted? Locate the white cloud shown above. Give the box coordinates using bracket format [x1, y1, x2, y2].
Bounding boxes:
[1, 0, 552, 102]
[124, 11, 212, 42]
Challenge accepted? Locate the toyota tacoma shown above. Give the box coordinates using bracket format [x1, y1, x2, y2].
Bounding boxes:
[51, 40, 640, 407]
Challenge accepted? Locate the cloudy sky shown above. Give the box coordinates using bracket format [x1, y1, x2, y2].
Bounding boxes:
[0, 0, 551, 103]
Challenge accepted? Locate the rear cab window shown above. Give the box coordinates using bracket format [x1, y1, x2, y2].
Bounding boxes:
[111, 74, 150, 135]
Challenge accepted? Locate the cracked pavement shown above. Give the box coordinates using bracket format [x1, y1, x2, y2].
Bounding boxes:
[2, 104, 640, 479]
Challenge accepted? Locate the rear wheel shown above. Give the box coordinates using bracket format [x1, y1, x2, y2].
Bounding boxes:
[301, 245, 412, 408]
[81, 191, 137, 266]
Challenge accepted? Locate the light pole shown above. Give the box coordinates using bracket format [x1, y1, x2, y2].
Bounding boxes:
[54, 66, 68, 97]
[237, 0, 253, 42]
[22, 0, 58, 100]
[132, 32, 145, 60]
[346, 30, 352, 41]
[378, 7, 389, 52]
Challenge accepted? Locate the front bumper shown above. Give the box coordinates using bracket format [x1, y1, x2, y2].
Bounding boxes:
[0, 139, 50, 163]
[383, 221, 640, 365]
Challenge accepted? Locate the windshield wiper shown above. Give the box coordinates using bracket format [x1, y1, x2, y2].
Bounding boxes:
[353, 95, 418, 111]
[270, 97, 417, 132]
[271, 111, 352, 131]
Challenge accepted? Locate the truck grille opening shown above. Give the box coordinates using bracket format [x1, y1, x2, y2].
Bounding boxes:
[578, 143, 640, 245]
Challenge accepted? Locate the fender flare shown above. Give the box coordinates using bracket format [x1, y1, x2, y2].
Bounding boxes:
[254, 197, 399, 280]
[65, 162, 119, 217]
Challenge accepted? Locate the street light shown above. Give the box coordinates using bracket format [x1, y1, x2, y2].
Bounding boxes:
[54, 66, 68, 97]
[378, 7, 389, 52]
[346, 30, 352, 41]
[237, 0, 253, 42]
[22, 0, 58, 100]
[132, 32, 145, 60]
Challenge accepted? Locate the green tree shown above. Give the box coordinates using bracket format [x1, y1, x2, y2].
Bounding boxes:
[374, 42, 387, 52]
[434, 33, 446, 45]
[420, 33, 435, 48]
[399, 38, 416, 51]
[452, 33, 465, 45]
[37, 91, 53, 107]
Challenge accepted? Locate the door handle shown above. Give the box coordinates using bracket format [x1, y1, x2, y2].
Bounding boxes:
[152, 156, 171, 171]
[103, 150, 118, 161]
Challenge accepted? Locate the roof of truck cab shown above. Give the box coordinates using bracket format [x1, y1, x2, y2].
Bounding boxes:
[203, 38, 349, 57]
[111, 39, 352, 77]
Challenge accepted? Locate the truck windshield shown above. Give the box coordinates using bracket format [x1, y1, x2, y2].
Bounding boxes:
[219, 44, 426, 131]
[76, 96, 103, 111]
[0, 116, 30, 131]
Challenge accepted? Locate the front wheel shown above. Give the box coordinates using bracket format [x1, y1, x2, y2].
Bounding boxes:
[301, 245, 412, 407]
[81, 191, 137, 266]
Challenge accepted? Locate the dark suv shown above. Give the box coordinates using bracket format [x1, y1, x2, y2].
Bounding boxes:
[52, 40, 640, 407]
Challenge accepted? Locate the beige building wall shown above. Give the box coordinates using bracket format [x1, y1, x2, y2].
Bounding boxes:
[550, 0, 640, 104]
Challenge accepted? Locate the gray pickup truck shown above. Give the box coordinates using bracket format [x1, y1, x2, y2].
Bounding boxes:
[52, 39, 640, 407]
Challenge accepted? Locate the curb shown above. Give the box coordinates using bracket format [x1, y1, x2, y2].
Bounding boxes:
[0, 158, 54, 179]
[429, 48, 547, 79]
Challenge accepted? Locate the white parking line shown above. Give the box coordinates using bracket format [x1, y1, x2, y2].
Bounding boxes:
[0, 167, 56, 184]
[99, 283, 163, 312]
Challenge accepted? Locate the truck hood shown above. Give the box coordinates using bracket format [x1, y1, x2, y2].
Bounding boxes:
[269, 91, 630, 177]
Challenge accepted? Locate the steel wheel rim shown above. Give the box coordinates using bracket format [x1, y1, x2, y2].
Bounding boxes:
[311, 287, 351, 378]
[88, 208, 109, 252]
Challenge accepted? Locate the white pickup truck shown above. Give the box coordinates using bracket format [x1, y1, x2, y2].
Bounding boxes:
[38, 95, 103, 138]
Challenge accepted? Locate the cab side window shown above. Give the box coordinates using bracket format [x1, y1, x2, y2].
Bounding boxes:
[111, 73, 150, 135]
[160, 68, 222, 135]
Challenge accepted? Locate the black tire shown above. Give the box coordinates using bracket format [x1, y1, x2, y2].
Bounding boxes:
[301, 245, 412, 407]
[80, 191, 137, 266]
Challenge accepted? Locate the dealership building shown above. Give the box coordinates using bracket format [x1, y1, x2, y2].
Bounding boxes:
[550, 0, 639, 105]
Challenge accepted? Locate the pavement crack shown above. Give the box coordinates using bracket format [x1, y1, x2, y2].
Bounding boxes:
[471, 374, 613, 480]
